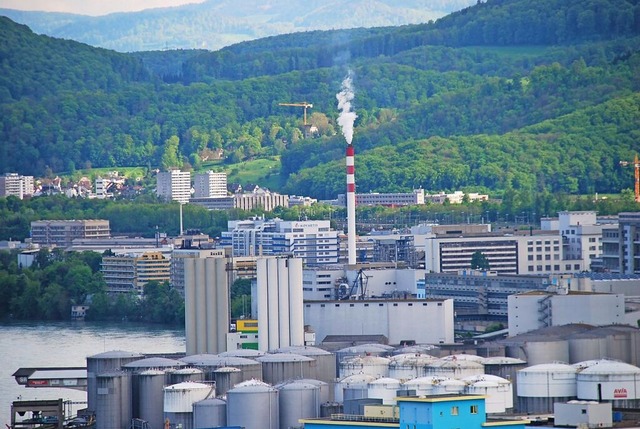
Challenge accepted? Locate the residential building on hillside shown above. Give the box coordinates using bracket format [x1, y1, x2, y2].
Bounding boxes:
[0, 173, 34, 199]
[156, 169, 191, 203]
[193, 171, 227, 198]
[31, 219, 110, 248]
[101, 251, 170, 294]
[190, 189, 289, 211]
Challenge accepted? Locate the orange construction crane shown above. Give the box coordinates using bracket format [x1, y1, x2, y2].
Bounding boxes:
[279, 102, 313, 125]
[620, 154, 640, 202]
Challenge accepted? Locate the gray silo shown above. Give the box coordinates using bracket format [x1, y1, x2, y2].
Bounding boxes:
[277, 381, 320, 429]
[164, 382, 214, 429]
[170, 368, 204, 384]
[338, 374, 376, 403]
[138, 369, 166, 429]
[95, 371, 132, 429]
[212, 367, 243, 397]
[87, 350, 143, 413]
[296, 378, 331, 403]
[218, 349, 266, 359]
[273, 346, 336, 384]
[227, 380, 279, 429]
[256, 353, 316, 385]
[193, 398, 226, 429]
[180, 354, 263, 382]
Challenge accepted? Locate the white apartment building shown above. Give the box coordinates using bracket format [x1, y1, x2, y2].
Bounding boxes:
[601, 212, 640, 274]
[556, 211, 610, 271]
[220, 218, 339, 266]
[101, 251, 171, 294]
[193, 171, 227, 198]
[156, 170, 191, 204]
[0, 173, 34, 199]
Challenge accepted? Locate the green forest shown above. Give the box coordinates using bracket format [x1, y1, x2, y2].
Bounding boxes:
[1, 0, 640, 200]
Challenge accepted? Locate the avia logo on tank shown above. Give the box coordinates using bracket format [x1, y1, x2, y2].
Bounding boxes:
[614, 388, 628, 398]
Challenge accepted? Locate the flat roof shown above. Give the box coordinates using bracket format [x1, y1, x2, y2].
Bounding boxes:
[396, 394, 485, 403]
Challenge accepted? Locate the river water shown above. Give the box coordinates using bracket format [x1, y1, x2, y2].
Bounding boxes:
[0, 321, 185, 427]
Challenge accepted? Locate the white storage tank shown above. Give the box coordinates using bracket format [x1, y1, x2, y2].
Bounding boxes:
[274, 346, 336, 384]
[402, 376, 445, 396]
[389, 353, 438, 382]
[226, 380, 279, 429]
[180, 354, 263, 382]
[425, 359, 484, 379]
[336, 344, 392, 370]
[163, 382, 214, 429]
[463, 375, 513, 413]
[95, 371, 132, 429]
[335, 374, 376, 403]
[138, 369, 166, 429]
[441, 354, 485, 363]
[576, 359, 640, 408]
[87, 350, 143, 413]
[340, 355, 390, 379]
[256, 353, 316, 385]
[517, 363, 577, 414]
[170, 368, 204, 384]
[193, 398, 226, 429]
[393, 344, 439, 355]
[431, 378, 465, 395]
[367, 377, 401, 405]
[277, 380, 321, 429]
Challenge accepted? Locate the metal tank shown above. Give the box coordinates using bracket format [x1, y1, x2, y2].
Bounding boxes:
[138, 369, 166, 429]
[87, 350, 143, 413]
[482, 357, 527, 381]
[335, 344, 392, 375]
[463, 375, 513, 413]
[226, 380, 279, 429]
[525, 340, 570, 366]
[164, 382, 214, 429]
[425, 358, 484, 379]
[389, 353, 438, 382]
[212, 367, 243, 397]
[392, 344, 439, 356]
[277, 380, 321, 429]
[218, 349, 266, 359]
[516, 363, 577, 414]
[367, 377, 401, 405]
[336, 374, 376, 403]
[568, 332, 608, 363]
[339, 355, 390, 379]
[193, 398, 226, 429]
[296, 378, 331, 404]
[256, 353, 316, 385]
[274, 346, 336, 384]
[170, 368, 204, 384]
[441, 354, 485, 363]
[402, 376, 445, 396]
[180, 354, 263, 382]
[95, 371, 132, 429]
[576, 359, 640, 408]
[431, 378, 465, 395]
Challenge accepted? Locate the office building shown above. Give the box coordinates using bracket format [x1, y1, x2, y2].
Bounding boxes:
[101, 251, 171, 294]
[30, 219, 110, 248]
[601, 212, 640, 274]
[156, 170, 191, 204]
[0, 173, 34, 199]
[193, 171, 227, 198]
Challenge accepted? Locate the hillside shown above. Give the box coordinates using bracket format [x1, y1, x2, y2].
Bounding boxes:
[0, 0, 476, 52]
[1, 0, 640, 204]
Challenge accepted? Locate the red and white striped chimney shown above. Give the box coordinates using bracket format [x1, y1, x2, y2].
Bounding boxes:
[346, 144, 356, 265]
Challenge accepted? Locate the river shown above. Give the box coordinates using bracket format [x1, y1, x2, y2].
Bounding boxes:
[0, 321, 185, 427]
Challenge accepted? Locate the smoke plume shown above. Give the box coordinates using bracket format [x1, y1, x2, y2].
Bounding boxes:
[336, 71, 357, 145]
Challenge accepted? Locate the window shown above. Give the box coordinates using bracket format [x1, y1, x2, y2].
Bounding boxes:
[470, 405, 478, 414]
[451, 406, 459, 416]
[528, 255, 533, 261]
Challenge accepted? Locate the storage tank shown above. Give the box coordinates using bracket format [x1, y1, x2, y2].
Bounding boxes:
[226, 380, 279, 429]
[367, 377, 401, 405]
[516, 363, 577, 413]
[431, 378, 465, 395]
[274, 346, 336, 384]
[95, 371, 132, 429]
[335, 374, 376, 403]
[87, 350, 143, 413]
[340, 355, 390, 379]
[576, 360, 640, 408]
[277, 380, 321, 429]
[164, 382, 214, 429]
[425, 359, 484, 379]
[180, 354, 263, 382]
[482, 357, 527, 382]
[212, 367, 243, 397]
[441, 354, 485, 363]
[389, 353, 438, 381]
[526, 340, 570, 366]
[138, 369, 166, 429]
[392, 344, 439, 356]
[402, 376, 445, 396]
[193, 398, 226, 429]
[463, 375, 513, 413]
[170, 368, 204, 384]
[256, 353, 316, 385]
[296, 378, 331, 404]
[218, 349, 266, 359]
[336, 345, 392, 372]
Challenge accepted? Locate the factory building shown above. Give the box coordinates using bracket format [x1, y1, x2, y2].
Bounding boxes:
[0, 173, 34, 199]
[192, 170, 227, 198]
[30, 219, 111, 248]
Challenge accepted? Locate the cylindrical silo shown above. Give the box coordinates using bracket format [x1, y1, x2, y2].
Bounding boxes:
[274, 346, 336, 384]
[87, 350, 143, 413]
[339, 356, 390, 379]
[516, 363, 577, 414]
[96, 371, 132, 429]
[277, 381, 320, 429]
[170, 368, 204, 384]
[296, 378, 331, 404]
[431, 378, 465, 395]
[164, 382, 214, 429]
[138, 369, 166, 429]
[576, 360, 640, 408]
[425, 359, 484, 379]
[367, 377, 401, 405]
[336, 345, 392, 366]
[180, 354, 263, 382]
[402, 376, 444, 396]
[389, 354, 438, 382]
[212, 367, 243, 397]
[226, 380, 279, 429]
[256, 353, 316, 385]
[218, 349, 266, 359]
[193, 398, 226, 429]
[526, 340, 570, 366]
[336, 374, 376, 403]
[441, 354, 485, 363]
[463, 374, 513, 411]
[393, 344, 439, 356]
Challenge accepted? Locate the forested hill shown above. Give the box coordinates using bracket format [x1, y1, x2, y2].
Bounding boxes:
[1, 0, 640, 203]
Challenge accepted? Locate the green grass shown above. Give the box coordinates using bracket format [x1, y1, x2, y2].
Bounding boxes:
[202, 156, 283, 190]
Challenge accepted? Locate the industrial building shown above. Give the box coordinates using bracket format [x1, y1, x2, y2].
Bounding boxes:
[192, 171, 227, 198]
[0, 173, 34, 199]
[156, 169, 191, 204]
[170, 248, 226, 295]
[601, 211, 640, 274]
[101, 251, 171, 294]
[30, 219, 111, 248]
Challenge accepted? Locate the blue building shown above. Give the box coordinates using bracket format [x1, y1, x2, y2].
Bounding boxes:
[301, 395, 527, 429]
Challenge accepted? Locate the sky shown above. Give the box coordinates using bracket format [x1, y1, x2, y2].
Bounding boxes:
[0, 0, 206, 16]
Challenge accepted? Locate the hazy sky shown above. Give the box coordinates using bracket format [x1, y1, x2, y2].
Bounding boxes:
[0, 0, 206, 16]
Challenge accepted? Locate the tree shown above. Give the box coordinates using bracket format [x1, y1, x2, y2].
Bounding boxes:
[470, 250, 490, 270]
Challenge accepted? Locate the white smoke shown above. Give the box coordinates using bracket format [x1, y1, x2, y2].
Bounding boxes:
[336, 71, 357, 145]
